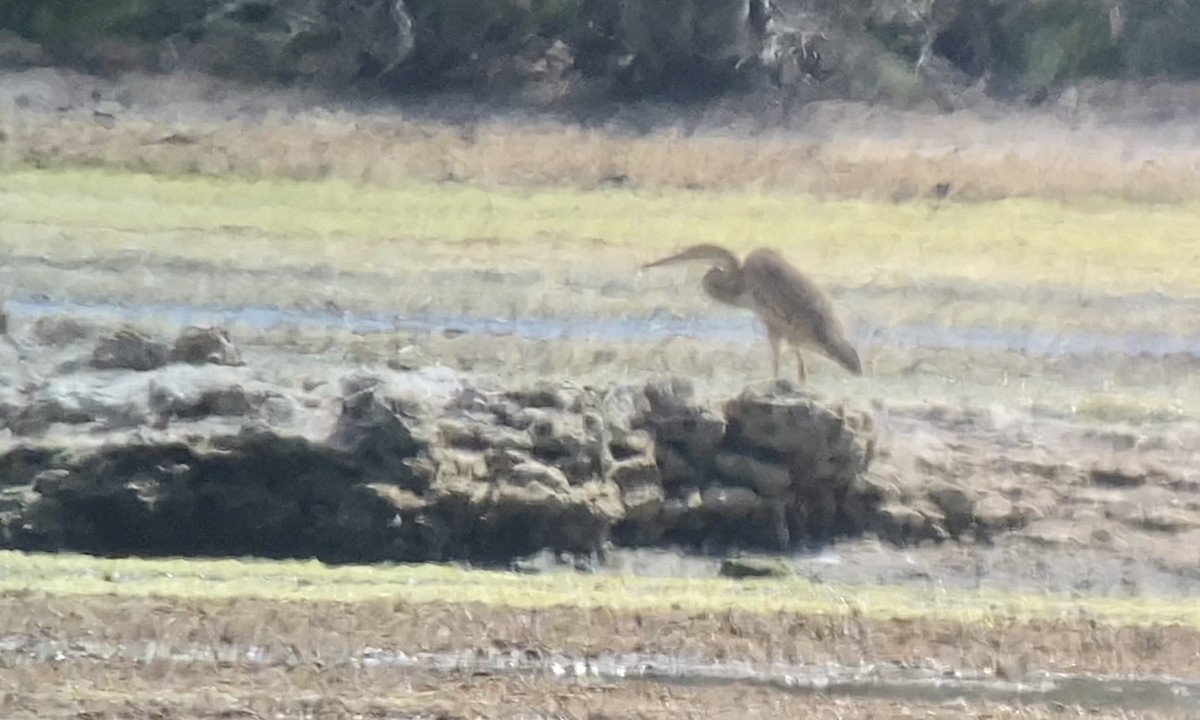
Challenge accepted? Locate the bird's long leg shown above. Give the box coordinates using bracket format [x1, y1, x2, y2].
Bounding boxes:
[794, 347, 807, 386]
[767, 327, 782, 380]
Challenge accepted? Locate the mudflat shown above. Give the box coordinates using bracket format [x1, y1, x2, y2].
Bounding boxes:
[2, 67, 1200, 717]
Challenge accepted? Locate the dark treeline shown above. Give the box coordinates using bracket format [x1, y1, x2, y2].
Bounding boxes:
[2, 0, 1199, 105]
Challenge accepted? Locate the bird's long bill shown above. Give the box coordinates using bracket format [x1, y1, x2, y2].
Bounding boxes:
[642, 244, 736, 269]
[641, 252, 692, 269]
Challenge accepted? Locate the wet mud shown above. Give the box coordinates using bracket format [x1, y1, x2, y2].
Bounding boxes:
[4, 595, 1200, 717]
[6, 634, 1199, 712]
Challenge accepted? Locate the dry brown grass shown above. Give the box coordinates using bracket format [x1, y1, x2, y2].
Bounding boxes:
[5, 662, 1163, 719]
[5, 593, 1199, 679]
[5, 102, 1200, 202]
[3, 594, 1199, 718]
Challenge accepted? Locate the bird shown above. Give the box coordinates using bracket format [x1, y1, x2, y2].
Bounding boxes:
[642, 244, 862, 385]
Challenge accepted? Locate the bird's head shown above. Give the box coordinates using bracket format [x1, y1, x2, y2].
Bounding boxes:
[642, 244, 739, 271]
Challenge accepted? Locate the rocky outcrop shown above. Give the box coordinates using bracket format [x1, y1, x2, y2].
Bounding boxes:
[90, 328, 170, 372]
[172, 327, 245, 367]
[625, 378, 876, 549]
[0, 324, 893, 563]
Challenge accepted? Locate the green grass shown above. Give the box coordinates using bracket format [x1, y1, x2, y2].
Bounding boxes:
[3, 167, 1199, 293]
[2, 551, 1197, 628]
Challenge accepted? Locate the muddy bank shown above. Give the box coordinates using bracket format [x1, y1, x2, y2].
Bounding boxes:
[0, 320, 886, 562]
[2, 314, 1199, 587]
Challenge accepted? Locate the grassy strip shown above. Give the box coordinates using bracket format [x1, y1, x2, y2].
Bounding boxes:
[2, 168, 1199, 293]
[7, 107, 1200, 204]
[2, 551, 1197, 628]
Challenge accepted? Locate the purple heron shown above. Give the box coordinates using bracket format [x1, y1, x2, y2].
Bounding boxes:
[644, 244, 862, 384]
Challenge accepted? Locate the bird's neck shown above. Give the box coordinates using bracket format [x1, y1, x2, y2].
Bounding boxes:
[704, 268, 746, 305]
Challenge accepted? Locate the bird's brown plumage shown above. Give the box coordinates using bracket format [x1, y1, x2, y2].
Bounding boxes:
[643, 244, 861, 383]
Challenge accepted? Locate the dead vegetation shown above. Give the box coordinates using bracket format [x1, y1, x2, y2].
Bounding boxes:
[4, 69, 1200, 203]
[3, 593, 1194, 677]
[9, 663, 1178, 719]
[7, 110, 1200, 203]
[2, 593, 1199, 718]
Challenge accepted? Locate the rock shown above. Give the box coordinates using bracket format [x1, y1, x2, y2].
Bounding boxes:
[91, 328, 170, 371]
[627, 379, 877, 550]
[388, 344, 427, 371]
[1090, 462, 1150, 487]
[478, 476, 623, 559]
[617, 481, 664, 527]
[260, 395, 299, 425]
[1021, 521, 1084, 549]
[636, 378, 726, 453]
[926, 481, 975, 535]
[713, 451, 792, 496]
[607, 454, 659, 491]
[718, 557, 793, 579]
[481, 446, 526, 477]
[1129, 509, 1198, 534]
[725, 387, 834, 454]
[508, 460, 571, 493]
[729, 388, 871, 487]
[436, 416, 533, 452]
[505, 380, 582, 411]
[974, 494, 1017, 531]
[8, 371, 161, 434]
[29, 316, 93, 347]
[0, 485, 38, 531]
[435, 417, 481, 447]
[654, 442, 702, 486]
[876, 503, 945, 545]
[610, 428, 652, 459]
[328, 373, 427, 491]
[31, 468, 72, 494]
[1104, 489, 1200, 535]
[528, 412, 587, 458]
[437, 448, 489, 482]
[639, 377, 698, 413]
[909, 430, 954, 475]
[700, 485, 760, 519]
[369, 483, 427, 512]
[640, 405, 726, 449]
[1012, 501, 1047, 525]
[660, 496, 689, 525]
[600, 386, 639, 436]
[172, 327, 244, 366]
[526, 411, 600, 484]
[0, 370, 896, 562]
[606, 456, 664, 524]
[148, 375, 261, 422]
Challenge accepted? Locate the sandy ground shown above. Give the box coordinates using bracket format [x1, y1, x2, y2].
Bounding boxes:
[4, 66, 1200, 717]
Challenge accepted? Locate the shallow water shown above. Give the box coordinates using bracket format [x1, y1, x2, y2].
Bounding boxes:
[8, 295, 1200, 359]
[1, 634, 1195, 712]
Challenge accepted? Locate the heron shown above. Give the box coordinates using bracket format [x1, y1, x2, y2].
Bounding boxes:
[642, 244, 862, 385]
